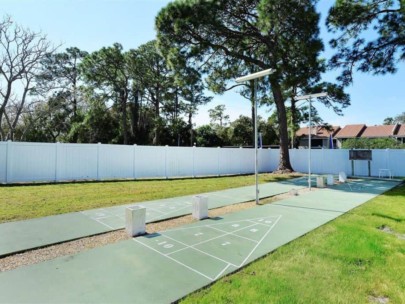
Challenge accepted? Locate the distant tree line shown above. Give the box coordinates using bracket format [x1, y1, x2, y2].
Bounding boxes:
[0, 15, 303, 148]
[342, 138, 405, 149]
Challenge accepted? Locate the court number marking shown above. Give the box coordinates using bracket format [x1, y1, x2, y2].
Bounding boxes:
[156, 241, 175, 249]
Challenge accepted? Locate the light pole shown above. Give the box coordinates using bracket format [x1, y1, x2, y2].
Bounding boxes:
[295, 92, 328, 190]
[236, 68, 274, 204]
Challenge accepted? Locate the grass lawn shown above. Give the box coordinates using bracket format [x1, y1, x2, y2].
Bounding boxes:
[182, 183, 405, 304]
[0, 173, 300, 223]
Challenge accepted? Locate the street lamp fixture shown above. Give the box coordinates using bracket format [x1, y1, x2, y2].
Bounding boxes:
[236, 68, 275, 204]
[295, 92, 328, 190]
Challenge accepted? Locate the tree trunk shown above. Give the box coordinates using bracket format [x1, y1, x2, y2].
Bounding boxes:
[0, 81, 13, 141]
[290, 99, 297, 148]
[189, 111, 193, 146]
[153, 93, 160, 146]
[130, 89, 140, 142]
[270, 80, 294, 172]
[121, 90, 128, 145]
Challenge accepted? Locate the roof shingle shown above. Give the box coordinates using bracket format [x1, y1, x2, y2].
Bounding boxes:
[334, 124, 366, 138]
[360, 125, 396, 138]
[296, 126, 340, 138]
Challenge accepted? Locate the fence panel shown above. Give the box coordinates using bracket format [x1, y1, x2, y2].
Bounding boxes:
[57, 144, 98, 181]
[389, 149, 405, 177]
[0, 142, 404, 184]
[239, 148, 255, 174]
[193, 147, 220, 176]
[0, 143, 6, 183]
[166, 147, 194, 177]
[219, 148, 250, 175]
[258, 149, 271, 172]
[99, 144, 134, 179]
[320, 149, 350, 175]
[134, 146, 166, 178]
[289, 149, 308, 173]
[10, 142, 56, 183]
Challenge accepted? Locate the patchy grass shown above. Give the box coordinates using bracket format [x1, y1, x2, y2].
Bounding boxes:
[0, 173, 300, 223]
[182, 184, 405, 304]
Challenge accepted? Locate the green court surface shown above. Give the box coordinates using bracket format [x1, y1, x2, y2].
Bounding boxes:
[0, 177, 307, 257]
[0, 179, 400, 304]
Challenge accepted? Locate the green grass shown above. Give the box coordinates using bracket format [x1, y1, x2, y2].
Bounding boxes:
[0, 173, 299, 223]
[181, 184, 405, 304]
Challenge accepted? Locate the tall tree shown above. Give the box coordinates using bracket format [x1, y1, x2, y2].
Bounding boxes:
[0, 16, 54, 140]
[384, 111, 405, 124]
[208, 105, 230, 127]
[327, 0, 405, 85]
[80, 43, 131, 144]
[22, 92, 76, 142]
[37, 47, 88, 120]
[129, 41, 174, 145]
[174, 67, 212, 146]
[156, 0, 335, 172]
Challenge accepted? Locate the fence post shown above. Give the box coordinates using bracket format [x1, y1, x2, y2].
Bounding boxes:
[55, 142, 60, 182]
[97, 142, 101, 180]
[217, 146, 221, 176]
[321, 148, 324, 174]
[239, 146, 243, 174]
[165, 145, 168, 179]
[192, 145, 196, 178]
[386, 148, 391, 177]
[5, 140, 12, 184]
[133, 144, 137, 179]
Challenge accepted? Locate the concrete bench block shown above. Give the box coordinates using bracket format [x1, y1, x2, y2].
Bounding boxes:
[316, 176, 326, 188]
[326, 174, 334, 186]
[339, 172, 347, 183]
[192, 196, 208, 220]
[126, 206, 146, 237]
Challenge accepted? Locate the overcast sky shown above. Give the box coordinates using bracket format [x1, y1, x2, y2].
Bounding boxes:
[2, 0, 404, 127]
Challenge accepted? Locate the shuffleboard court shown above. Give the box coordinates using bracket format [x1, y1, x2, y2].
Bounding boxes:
[0, 177, 308, 257]
[0, 179, 401, 304]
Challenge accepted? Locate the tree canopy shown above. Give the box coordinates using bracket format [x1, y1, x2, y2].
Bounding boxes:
[156, 0, 349, 171]
[327, 0, 405, 85]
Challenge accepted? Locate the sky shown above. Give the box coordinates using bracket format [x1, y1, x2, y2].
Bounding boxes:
[1, 0, 404, 127]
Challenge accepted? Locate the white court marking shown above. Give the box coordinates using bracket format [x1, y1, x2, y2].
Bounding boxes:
[81, 199, 194, 227]
[134, 215, 282, 281]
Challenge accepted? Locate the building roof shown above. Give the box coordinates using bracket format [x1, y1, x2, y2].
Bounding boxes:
[334, 124, 366, 138]
[296, 126, 340, 138]
[396, 124, 405, 137]
[360, 125, 398, 138]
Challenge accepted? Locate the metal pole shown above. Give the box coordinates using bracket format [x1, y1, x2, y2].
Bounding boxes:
[308, 98, 312, 190]
[255, 79, 259, 204]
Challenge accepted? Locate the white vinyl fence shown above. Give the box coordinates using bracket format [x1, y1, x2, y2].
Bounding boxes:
[0, 141, 404, 184]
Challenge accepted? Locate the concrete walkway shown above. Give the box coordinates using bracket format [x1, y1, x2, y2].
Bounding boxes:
[0, 177, 308, 257]
[0, 179, 400, 303]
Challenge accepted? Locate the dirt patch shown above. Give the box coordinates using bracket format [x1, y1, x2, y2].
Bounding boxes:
[369, 295, 390, 304]
[377, 225, 405, 240]
[378, 225, 394, 234]
[0, 187, 311, 272]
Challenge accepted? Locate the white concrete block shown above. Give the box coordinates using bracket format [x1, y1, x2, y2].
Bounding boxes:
[125, 206, 146, 237]
[316, 176, 326, 188]
[339, 172, 347, 183]
[326, 174, 334, 185]
[192, 195, 208, 220]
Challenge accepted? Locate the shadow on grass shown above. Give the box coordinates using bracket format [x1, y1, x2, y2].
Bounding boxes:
[372, 212, 405, 223]
[0, 172, 301, 188]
